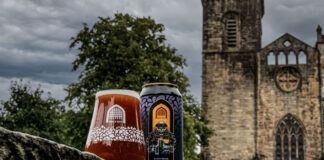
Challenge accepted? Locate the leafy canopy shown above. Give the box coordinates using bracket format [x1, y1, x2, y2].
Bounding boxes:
[67, 13, 188, 105]
[64, 13, 211, 159]
[0, 80, 65, 143]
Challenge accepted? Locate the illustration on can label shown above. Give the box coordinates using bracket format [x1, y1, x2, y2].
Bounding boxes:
[147, 99, 176, 159]
[141, 94, 182, 160]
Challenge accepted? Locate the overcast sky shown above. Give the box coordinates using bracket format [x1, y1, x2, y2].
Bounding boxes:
[0, 0, 323, 103]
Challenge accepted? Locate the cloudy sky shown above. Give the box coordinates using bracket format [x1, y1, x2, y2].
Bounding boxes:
[0, 0, 323, 103]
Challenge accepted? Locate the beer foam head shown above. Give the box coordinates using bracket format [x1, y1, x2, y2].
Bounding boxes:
[96, 89, 140, 99]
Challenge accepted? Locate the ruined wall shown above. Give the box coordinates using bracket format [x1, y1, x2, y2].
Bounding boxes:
[201, 0, 264, 159]
[202, 52, 256, 160]
[317, 27, 324, 154]
[257, 35, 322, 159]
[201, 0, 323, 159]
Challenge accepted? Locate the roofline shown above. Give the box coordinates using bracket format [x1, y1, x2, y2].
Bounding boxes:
[262, 33, 313, 50]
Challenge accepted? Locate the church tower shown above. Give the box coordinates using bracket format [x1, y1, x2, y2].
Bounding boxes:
[201, 0, 264, 159]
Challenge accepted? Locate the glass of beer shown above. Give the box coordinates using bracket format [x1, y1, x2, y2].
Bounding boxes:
[85, 89, 145, 160]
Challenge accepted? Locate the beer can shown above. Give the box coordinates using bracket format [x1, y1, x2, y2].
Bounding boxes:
[140, 83, 183, 160]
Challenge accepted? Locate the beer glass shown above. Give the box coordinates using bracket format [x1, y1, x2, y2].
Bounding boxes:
[85, 89, 145, 160]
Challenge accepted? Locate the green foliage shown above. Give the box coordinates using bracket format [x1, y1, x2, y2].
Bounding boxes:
[67, 13, 188, 99]
[183, 112, 199, 160]
[0, 80, 65, 143]
[64, 13, 212, 159]
[183, 95, 213, 160]
[62, 108, 92, 150]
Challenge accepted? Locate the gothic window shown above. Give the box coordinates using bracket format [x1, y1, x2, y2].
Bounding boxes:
[278, 52, 286, 65]
[288, 51, 297, 65]
[267, 52, 276, 65]
[275, 114, 304, 160]
[298, 51, 307, 64]
[106, 105, 126, 124]
[225, 13, 239, 48]
[156, 107, 167, 119]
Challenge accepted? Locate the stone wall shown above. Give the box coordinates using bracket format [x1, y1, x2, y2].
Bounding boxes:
[201, 0, 264, 159]
[201, 0, 323, 159]
[201, 0, 263, 53]
[317, 27, 324, 154]
[202, 52, 257, 160]
[257, 34, 322, 159]
[0, 127, 102, 160]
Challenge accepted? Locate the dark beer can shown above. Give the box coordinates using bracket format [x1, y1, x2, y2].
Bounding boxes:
[140, 83, 183, 160]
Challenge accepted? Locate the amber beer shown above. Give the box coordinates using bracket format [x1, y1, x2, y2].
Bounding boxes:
[85, 90, 145, 160]
[140, 83, 183, 160]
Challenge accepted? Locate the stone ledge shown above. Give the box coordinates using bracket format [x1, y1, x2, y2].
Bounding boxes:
[0, 127, 103, 160]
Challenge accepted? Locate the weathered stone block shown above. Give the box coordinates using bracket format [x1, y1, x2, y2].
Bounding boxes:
[0, 127, 102, 160]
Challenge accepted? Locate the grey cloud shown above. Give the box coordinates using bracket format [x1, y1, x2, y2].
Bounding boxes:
[0, 0, 205, 100]
[0, 77, 67, 103]
[263, 0, 324, 46]
[0, 47, 78, 84]
[0, 0, 324, 102]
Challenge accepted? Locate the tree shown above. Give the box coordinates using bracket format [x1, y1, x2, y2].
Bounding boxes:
[0, 80, 65, 143]
[65, 13, 212, 159]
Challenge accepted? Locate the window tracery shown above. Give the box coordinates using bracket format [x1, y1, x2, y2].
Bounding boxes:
[275, 67, 301, 92]
[266, 51, 307, 66]
[275, 114, 304, 160]
[283, 40, 291, 47]
[266, 39, 308, 66]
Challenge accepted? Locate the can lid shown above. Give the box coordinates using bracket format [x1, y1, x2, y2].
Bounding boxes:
[96, 89, 140, 99]
[142, 82, 178, 88]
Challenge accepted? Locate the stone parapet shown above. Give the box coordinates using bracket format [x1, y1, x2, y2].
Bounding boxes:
[0, 127, 102, 160]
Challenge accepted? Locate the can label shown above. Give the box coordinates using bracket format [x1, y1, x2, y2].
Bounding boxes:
[141, 95, 182, 160]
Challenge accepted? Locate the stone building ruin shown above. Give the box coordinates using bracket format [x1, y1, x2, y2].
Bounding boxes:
[201, 0, 324, 159]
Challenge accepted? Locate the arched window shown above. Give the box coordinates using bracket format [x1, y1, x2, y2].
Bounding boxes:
[298, 51, 307, 64]
[106, 105, 126, 124]
[278, 52, 286, 65]
[288, 51, 296, 65]
[267, 52, 276, 65]
[156, 107, 167, 119]
[224, 13, 239, 48]
[275, 114, 304, 160]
